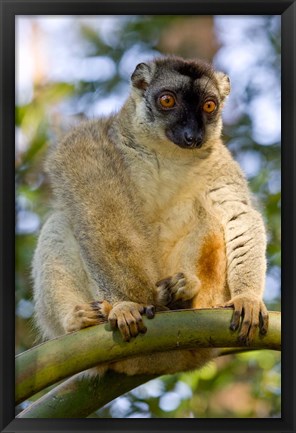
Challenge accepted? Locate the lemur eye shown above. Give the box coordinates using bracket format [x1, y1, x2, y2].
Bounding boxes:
[203, 100, 217, 113]
[159, 94, 176, 109]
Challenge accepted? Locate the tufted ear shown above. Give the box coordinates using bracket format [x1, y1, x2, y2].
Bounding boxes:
[131, 62, 153, 91]
[214, 71, 231, 100]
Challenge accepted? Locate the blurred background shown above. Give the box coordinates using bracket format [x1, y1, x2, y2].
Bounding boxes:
[15, 15, 281, 418]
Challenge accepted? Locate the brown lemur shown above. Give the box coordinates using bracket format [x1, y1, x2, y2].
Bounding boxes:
[32, 56, 269, 376]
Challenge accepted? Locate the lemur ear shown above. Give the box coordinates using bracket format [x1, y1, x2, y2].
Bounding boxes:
[214, 71, 231, 100]
[131, 62, 153, 91]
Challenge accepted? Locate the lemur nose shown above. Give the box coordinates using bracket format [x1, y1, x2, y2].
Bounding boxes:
[182, 125, 203, 148]
[184, 131, 194, 144]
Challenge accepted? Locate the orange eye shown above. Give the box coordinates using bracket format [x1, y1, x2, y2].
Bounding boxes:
[203, 100, 217, 113]
[159, 94, 176, 109]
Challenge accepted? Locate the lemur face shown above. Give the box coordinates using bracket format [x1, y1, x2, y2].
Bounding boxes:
[131, 57, 230, 150]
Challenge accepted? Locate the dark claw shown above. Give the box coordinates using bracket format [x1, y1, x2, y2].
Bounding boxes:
[259, 312, 269, 335]
[230, 310, 241, 331]
[260, 327, 267, 336]
[140, 326, 147, 334]
[238, 335, 250, 346]
[230, 322, 238, 331]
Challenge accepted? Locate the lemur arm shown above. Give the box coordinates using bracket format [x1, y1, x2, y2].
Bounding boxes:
[207, 156, 269, 343]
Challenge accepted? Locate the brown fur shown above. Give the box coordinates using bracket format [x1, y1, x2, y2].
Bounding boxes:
[32, 56, 268, 377]
[193, 232, 228, 309]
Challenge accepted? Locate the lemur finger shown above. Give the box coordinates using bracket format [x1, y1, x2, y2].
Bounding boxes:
[123, 311, 140, 338]
[136, 317, 148, 334]
[157, 273, 186, 293]
[155, 279, 173, 305]
[126, 307, 147, 337]
[229, 299, 243, 331]
[170, 273, 186, 293]
[155, 273, 186, 306]
[129, 305, 148, 333]
[259, 303, 269, 335]
[108, 302, 148, 340]
[145, 305, 155, 319]
[239, 304, 258, 343]
[116, 314, 132, 342]
[108, 311, 119, 331]
[246, 306, 260, 343]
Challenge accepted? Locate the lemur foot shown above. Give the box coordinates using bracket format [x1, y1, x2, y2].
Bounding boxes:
[217, 294, 269, 344]
[155, 272, 200, 309]
[64, 300, 112, 333]
[108, 301, 155, 342]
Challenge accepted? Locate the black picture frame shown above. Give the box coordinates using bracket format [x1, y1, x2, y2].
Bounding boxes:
[1, 0, 295, 432]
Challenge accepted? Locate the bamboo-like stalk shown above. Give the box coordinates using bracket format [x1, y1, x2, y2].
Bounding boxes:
[15, 309, 281, 406]
[17, 346, 274, 419]
[17, 371, 157, 418]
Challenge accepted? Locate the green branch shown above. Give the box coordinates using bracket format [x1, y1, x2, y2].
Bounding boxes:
[16, 309, 281, 406]
[17, 371, 157, 418]
[17, 346, 273, 419]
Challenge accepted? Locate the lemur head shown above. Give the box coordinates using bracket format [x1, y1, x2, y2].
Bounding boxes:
[130, 56, 230, 151]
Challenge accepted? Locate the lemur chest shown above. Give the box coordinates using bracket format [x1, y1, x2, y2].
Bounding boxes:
[154, 197, 197, 244]
[135, 162, 202, 245]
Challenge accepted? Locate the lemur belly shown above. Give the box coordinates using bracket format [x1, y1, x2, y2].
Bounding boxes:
[193, 231, 229, 308]
[152, 198, 229, 308]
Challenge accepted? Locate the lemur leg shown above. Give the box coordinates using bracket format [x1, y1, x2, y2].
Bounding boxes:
[32, 212, 108, 338]
[33, 212, 155, 340]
